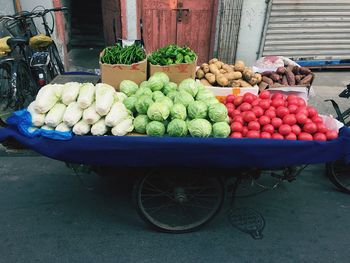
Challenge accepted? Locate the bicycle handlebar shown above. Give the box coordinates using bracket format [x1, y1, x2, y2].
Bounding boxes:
[2, 7, 68, 20]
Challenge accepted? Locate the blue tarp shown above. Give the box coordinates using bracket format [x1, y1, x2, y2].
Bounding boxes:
[0, 126, 349, 168]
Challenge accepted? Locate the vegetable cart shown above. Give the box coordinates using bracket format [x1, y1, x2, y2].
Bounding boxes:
[1, 124, 350, 233]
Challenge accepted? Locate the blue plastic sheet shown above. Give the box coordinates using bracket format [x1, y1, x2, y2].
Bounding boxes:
[0, 125, 350, 168]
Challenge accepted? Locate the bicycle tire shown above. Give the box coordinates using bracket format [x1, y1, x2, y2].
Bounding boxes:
[326, 160, 350, 194]
[0, 62, 13, 115]
[48, 42, 64, 80]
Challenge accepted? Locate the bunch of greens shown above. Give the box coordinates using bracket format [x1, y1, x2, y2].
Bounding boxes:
[101, 43, 146, 65]
[148, 44, 197, 65]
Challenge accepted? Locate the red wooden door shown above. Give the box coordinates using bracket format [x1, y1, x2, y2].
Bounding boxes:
[101, 0, 122, 45]
[141, 0, 217, 63]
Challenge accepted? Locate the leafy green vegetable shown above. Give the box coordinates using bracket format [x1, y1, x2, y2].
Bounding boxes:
[174, 91, 194, 107]
[157, 97, 173, 108]
[208, 103, 228, 123]
[162, 82, 177, 95]
[146, 121, 165, 136]
[178, 79, 199, 97]
[196, 89, 215, 102]
[212, 122, 230, 138]
[167, 90, 178, 101]
[120, 80, 138, 96]
[140, 81, 151, 89]
[152, 91, 165, 101]
[148, 75, 164, 91]
[188, 119, 212, 138]
[147, 102, 170, 121]
[170, 103, 187, 120]
[135, 87, 153, 97]
[152, 72, 169, 86]
[205, 98, 220, 107]
[148, 44, 197, 65]
[187, 101, 208, 119]
[135, 95, 154, 114]
[123, 96, 137, 113]
[101, 43, 146, 65]
[133, 115, 150, 134]
[167, 119, 188, 137]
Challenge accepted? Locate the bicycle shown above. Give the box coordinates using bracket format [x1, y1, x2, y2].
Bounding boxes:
[325, 85, 350, 194]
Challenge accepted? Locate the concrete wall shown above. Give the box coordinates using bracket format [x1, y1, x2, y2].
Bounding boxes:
[125, 0, 137, 40]
[235, 0, 268, 66]
[0, 0, 15, 15]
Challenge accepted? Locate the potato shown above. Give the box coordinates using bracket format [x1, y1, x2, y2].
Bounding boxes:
[209, 58, 218, 64]
[222, 64, 233, 72]
[224, 71, 242, 80]
[214, 61, 223, 69]
[216, 74, 229, 87]
[202, 64, 210, 73]
[196, 69, 205, 79]
[230, 80, 241, 87]
[209, 64, 220, 75]
[255, 73, 262, 83]
[205, 73, 216, 84]
[219, 69, 227, 74]
[201, 63, 209, 69]
[234, 60, 245, 72]
[248, 77, 258, 86]
[238, 79, 252, 87]
[200, 78, 211, 86]
[243, 67, 254, 81]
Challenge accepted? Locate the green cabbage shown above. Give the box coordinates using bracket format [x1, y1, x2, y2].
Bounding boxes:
[206, 98, 220, 107]
[152, 72, 169, 86]
[133, 115, 150, 134]
[146, 121, 165, 136]
[196, 89, 215, 102]
[123, 96, 137, 113]
[162, 82, 177, 95]
[147, 102, 170, 121]
[120, 80, 138, 96]
[152, 91, 165, 101]
[208, 103, 228, 123]
[135, 95, 154, 114]
[135, 87, 153, 97]
[178, 78, 199, 97]
[197, 84, 205, 92]
[212, 122, 230, 138]
[174, 91, 194, 107]
[140, 81, 151, 89]
[187, 101, 208, 119]
[170, 103, 187, 120]
[167, 119, 188, 137]
[148, 75, 164, 91]
[167, 90, 178, 101]
[157, 97, 173, 108]
[188, 119, 212, 138]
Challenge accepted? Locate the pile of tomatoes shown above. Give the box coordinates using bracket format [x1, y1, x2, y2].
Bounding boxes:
[225, 91, 339, 141]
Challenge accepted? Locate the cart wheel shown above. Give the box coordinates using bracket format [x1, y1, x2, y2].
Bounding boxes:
[133, 170, 225, 233]
[326, 160, 350, 194]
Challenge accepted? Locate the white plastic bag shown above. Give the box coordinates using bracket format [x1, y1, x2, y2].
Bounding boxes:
[45, 103, 66, 128]
[111, 117, 134, 136]
[41, 125, 54, 130]
[91, 118, 108, 136]
[77, 83, 95, 109]
[61, 82, 81, 105]
[27, 101, 45, 127]
[95, 83, 115, 116]
[55, 122, 71, 132]
[83, 102, 101, 125]
[63, 102, 84, 127]
[72, 120, 91, 135]
[105, 102, 129, 127]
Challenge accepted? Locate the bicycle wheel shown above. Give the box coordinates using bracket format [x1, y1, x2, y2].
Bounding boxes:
[0, 62, 13, 116]
[326, 160, 350, 194]
[133, 169, 225, 233]
[47, 42, 64, 80]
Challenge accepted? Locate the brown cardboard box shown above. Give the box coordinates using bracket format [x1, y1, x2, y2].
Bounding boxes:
[99, 51, 147, 90]
[149, 59, 197, 84]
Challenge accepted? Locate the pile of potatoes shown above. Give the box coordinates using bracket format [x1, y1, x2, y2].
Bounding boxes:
[196, 59, 262, 88]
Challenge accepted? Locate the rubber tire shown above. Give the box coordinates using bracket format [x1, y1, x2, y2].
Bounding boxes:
[48, 42, 64, 81]
[326, 161, 350, 194]
[133, 171, 225, 233]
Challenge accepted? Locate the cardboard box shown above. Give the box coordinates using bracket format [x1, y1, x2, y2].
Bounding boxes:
[204, 85, 259, 103]
[99, 51, 147, 90]
[149, 59, 197, 84]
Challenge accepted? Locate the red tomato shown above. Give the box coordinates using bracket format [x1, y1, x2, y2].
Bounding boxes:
[251, 99, 261, 107]
[230, 132, 243, 138]
[269, 106, 276, 111]
[252, 106, 264, 118]
[303, 122, 317, 134]
[262, 124, 274, 134]
[271, 118, 283, 129]
[228, 108, 235, 117]
[243, 111, 257, 122]
[307, 106, 318, 118]
[248, 121, 261, 131]
[271, 98, 285, 108]
[287, 98, 299, 106]
[246, 130, 260, 138]
[287, 94, 298, 102]
[296, 113, 308, 125]
[259, 99, 270, 110]
[271, 93, 284, 100]
[259, 115, 271, 126]
[291, 125, 301, 135]
[298, 132, 313, 141]
[276, 106, 290, 118]
[313, 133, 327, 141]
[226, 103, 234, 109]
[297, 98, 306, 107]
[297, 108, 309, 117]
[316, 123, 328, 134]
[242, 127, 249, 137]
[311, 116, 323, 124]
[285, 133, 297, 140]
[279, 124, 292, 136]
[272, 133, 284, 140]
[260, 132, 272, 139]
[232, 110, 241, 117]
[240, 102, 252, 112]
[283, 114, 297, 126]
[226, 95, 235, 104]
[230, 122, 243, 132]
[305, 118, 313, 124]
[234, 96, 243, 107]
[243, 93, 254, 104]
[265, 110, 276, 119]
[259, 90, 271, 99]
[326, 130, 338, 140]
[288, 104, 299, 114]
[233, 115, 244, 124]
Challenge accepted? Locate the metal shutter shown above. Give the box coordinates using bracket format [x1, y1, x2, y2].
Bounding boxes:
[261, 0, 350, 60]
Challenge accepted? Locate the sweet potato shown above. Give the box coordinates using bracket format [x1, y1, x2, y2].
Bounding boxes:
[270, 73, 280, 82]
[295, 75, 302, 84]
[281, 75, 288, 86]
[209, 58, 218, 64]
[276, 66, 286, 74]
[234, 60, 245, 72]
[261, 71, 272, 77]
[262, 76, 273, 86]
[200, 78, 211, 86]
[285, 69, 295, 86]
[292, 66, 300, 75]
[205, 73, 216, 84]
[299, 74, 313, 85]
[209, 64, 220, 75]
[299, 67, 311, 75]
[258, 81, 269, 91]
[196, 69, 205, 79]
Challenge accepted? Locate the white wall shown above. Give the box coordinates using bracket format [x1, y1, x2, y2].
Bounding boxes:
[125, 0, 137, 40]
[235, 0, 268, 66]
[0, 0, 15, 15]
